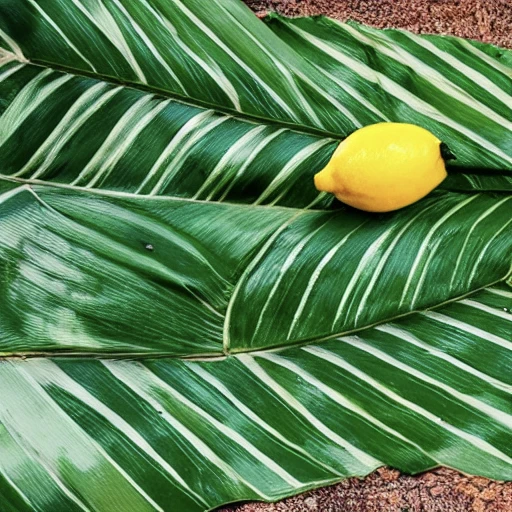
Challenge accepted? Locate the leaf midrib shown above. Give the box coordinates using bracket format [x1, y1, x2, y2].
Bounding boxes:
[1, 274, 508, 361]
[2, 50, 345, 141]
[0, 174, 333, 214]
[4, 51, 512, 185]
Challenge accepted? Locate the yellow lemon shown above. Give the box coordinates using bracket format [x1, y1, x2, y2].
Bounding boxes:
[314, 123, 451, 212]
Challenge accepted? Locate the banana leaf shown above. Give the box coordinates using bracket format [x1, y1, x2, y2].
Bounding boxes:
[0, 1, 511, 511]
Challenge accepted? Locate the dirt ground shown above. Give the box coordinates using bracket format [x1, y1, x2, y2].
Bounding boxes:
[220, 2, 512, 511]
[220, 467, 512, 511]
[244, 0, 512, 48]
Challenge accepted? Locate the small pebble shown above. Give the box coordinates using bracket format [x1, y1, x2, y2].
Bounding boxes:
[304, 496, 317, 509]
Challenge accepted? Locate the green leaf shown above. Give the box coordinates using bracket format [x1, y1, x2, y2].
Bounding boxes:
[0, 59, 337, 207]
[0, 184, 509, 358]
[1, 284, 511, 511]
[0, 0, 511, 186]
[0, 1, 511, 511]
[263, 15, 512, 173]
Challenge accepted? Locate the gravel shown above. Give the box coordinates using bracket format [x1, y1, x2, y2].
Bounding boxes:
[219, 467, 512, 511]
[244, 0, 512, 48]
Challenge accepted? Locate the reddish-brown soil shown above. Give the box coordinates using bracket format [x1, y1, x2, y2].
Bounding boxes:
[220, 2, 512, 511]
[220, 467, 512, 511]
[244, 0, 512, 48]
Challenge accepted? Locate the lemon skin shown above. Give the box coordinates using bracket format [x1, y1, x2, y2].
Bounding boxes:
[314, 123, 448, 212]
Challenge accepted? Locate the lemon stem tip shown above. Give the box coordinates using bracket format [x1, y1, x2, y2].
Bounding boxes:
[440, 142, 456, 162]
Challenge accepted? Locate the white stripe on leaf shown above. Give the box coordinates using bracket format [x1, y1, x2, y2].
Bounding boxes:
[126, 363, 304, 487]
[400, 195, 479, 308]
[341, 335, 512, 427]
[459, 299, 512, 322]
[0, 362, 166, 512]
[0, 30, 28, 63]
[0, 70, 72, 148]
[193, 125, 268, 199]
[253, 219, 332, 343]
[401, 29, 512, 107]
[486, 286, 512, 300]
[149, 116, 230, 196]
[223, 212, 302, 352]
[14, 82, 110, 177]
[0, 185, 32, 205]
[306, 59, 390, 122]
[0, 467, 35, 511]
[110, 0, 186, 94]
[69, 0, 146, 83]
[2, 432, 92, 512]
[31, 360, 208, 507]
[216, 129, 286, 201]
[254, 139, 332, 205]
[71, 95, 155, 186]
[260, 351, 436, 461]
[332, 227, 397, 329]
[135, 110, 216, 194]
[186, 364, 340, 474]
[343, 23, 512, 126]
[449, 197, 511, 290]
[355, 206, 436, 324]
[86, 99, 172, 188]
[467, 218, 512, 286]
[26, 0, 96, 72]
[171, 0, 301, 122]
[303, 346, 512, 465]
[28, 86, 123, 180]
[288, 24, 512, 166]
[238, 354, 381, 471]
[216, 4, 325, 127]
[376, 324, 512, 393]
[420, 311, 512, 351]
[458, 39, 512, 77]
[103, 361, 273, 501]
[138, 0, 241, 111]
[0, 62, 24, 82]
[293, 67, 362, 128]
[287, 221, 367, 340]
